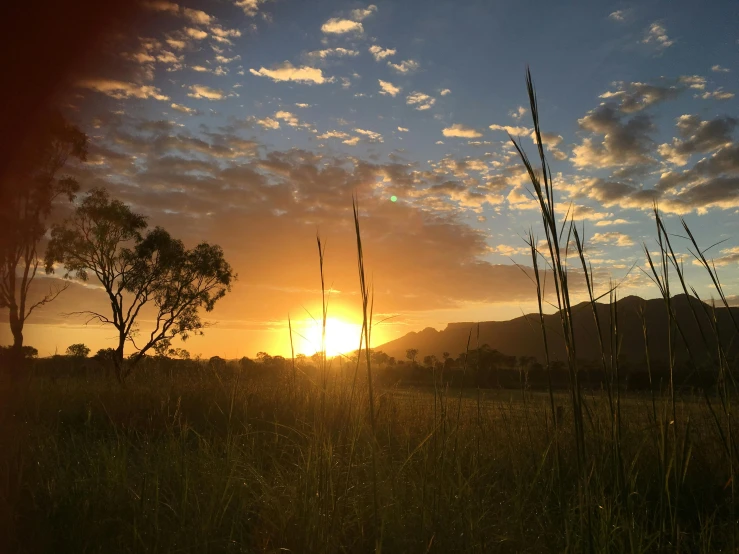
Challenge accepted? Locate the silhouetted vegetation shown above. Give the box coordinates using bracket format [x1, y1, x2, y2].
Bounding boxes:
[45, 188, 235, 383]
[65, 343, 90, 358]
[0, 111, 87, 368]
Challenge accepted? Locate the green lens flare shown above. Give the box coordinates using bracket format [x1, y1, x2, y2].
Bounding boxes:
[390, 195, 397, 202]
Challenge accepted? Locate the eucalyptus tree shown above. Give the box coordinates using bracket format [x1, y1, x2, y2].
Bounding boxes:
[45, 188, 235, 383]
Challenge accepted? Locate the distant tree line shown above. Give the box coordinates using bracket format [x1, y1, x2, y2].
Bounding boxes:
[11, 338, 736, 394]
[368, 344, 735, 393]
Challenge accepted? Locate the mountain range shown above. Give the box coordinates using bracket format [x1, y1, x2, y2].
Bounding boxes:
[376, 295, 739, 366]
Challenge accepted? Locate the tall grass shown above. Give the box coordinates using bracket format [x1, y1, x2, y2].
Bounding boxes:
[511, 67, 738, 552]
[0, 71, 738, 553]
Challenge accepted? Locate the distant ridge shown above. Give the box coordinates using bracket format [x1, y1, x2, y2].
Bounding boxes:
[376, 295, 739, 365]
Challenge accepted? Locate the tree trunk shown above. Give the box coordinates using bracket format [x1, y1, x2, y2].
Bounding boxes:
[9, 304, 24, 350]
[8, 304, 25, 380]
[113, 344, 125, 384]
[113, 330, 130, 385]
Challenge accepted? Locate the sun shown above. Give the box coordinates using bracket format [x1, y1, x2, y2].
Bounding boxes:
[301, 317, 363, 356]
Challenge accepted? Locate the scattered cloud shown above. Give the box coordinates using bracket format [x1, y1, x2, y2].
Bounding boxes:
[191, 65, 228, 76]
[250, 62, 328, 84]
[700, 88, 735, 100]
[490, 244, 529, 256]
[440, 88, 451, 96]
[369, 45, 396, 61]
[187, 84, 225, 100]
[591, 231, 635, 247]
[378, 79, 401, 96]
[442, 124, 482, 138]
[166, 38, 187, 50]
[608, 10, 627, 22]
[275, 111, 305, 128]
[642, 22, 674, 52]
[157, 51, 183, 65]
[406, 91, 435, 110]
[170, 102, 196, 114]
[185, 27, 208, 39]
[658, 115, 736, 166]
[489, 124, 530, 135]
[215, 55, 241, 65]
[679, 75, 707, 90]
[77, 78, 169, 101]
[321, 18, 364, 34]
[572, 104, 656, 168]
[510, 106, 527, 120]
[142, 1, 179, 14]
[397, 127, 409, 132]
[317, 130, 350, 139]
[321, 4, 376, 34]
[343, 136, 360, 146]
[211, 25, 241, 40]
[351, 5, 378, 21]
[529, 131, 567, 160]
[599, 81, 680, 113]
[703, 246, 739, 266]
[388, 59, 420, 74]
[307, 47, 359, 60]
[295, 103, 311, 108]
[234, 0, 268, 16]
[354, 128, 383, 142]
[595, 219, 631, 227]
[183, 7, 212, 25]
[712, 65, 731, 73]
[256, 117, 280, 129]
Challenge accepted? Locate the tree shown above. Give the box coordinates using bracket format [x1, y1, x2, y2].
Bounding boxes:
[0, 111, 87, 362]
[0, 344, 38, 360]
[65, 343, 90, 357]
[170, 348, 190, 360]
[371, 350, 390, 366]
[45, 188, 235, 383]
[406, 348, 418, 364]
[153, 338, 190, 360]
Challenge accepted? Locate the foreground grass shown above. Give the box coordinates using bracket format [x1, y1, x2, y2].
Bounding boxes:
[1, 366, 736, 553]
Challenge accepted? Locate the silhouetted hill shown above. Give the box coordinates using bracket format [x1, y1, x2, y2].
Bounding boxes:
[377, 295, 739, 367]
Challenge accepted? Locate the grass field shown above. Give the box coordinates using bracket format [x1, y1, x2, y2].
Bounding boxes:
[3, 72, 738, 553]
[0, 365, 737, 553]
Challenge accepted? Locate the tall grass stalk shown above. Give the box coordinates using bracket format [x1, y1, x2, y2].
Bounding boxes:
[511, 68, 591, 547]
[524, 230, 561, 479]
[352, 197, 381, 545]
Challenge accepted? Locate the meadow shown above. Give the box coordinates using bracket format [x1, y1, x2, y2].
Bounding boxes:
[2, 72, 738, 553]
[0, 359, 736, 553]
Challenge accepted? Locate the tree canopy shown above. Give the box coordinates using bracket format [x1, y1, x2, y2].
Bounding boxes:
[65, 343, 90, 357]
[45, 188, 235, 382]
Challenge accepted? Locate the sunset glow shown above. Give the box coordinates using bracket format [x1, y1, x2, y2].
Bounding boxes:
[299, 317, 363, 357]
[3, 0, 739, 549]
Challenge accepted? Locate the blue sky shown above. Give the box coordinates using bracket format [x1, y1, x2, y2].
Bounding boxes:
[5, 0, 738, 357]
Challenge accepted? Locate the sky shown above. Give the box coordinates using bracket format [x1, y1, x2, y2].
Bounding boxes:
[3, 0, 738, 359]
